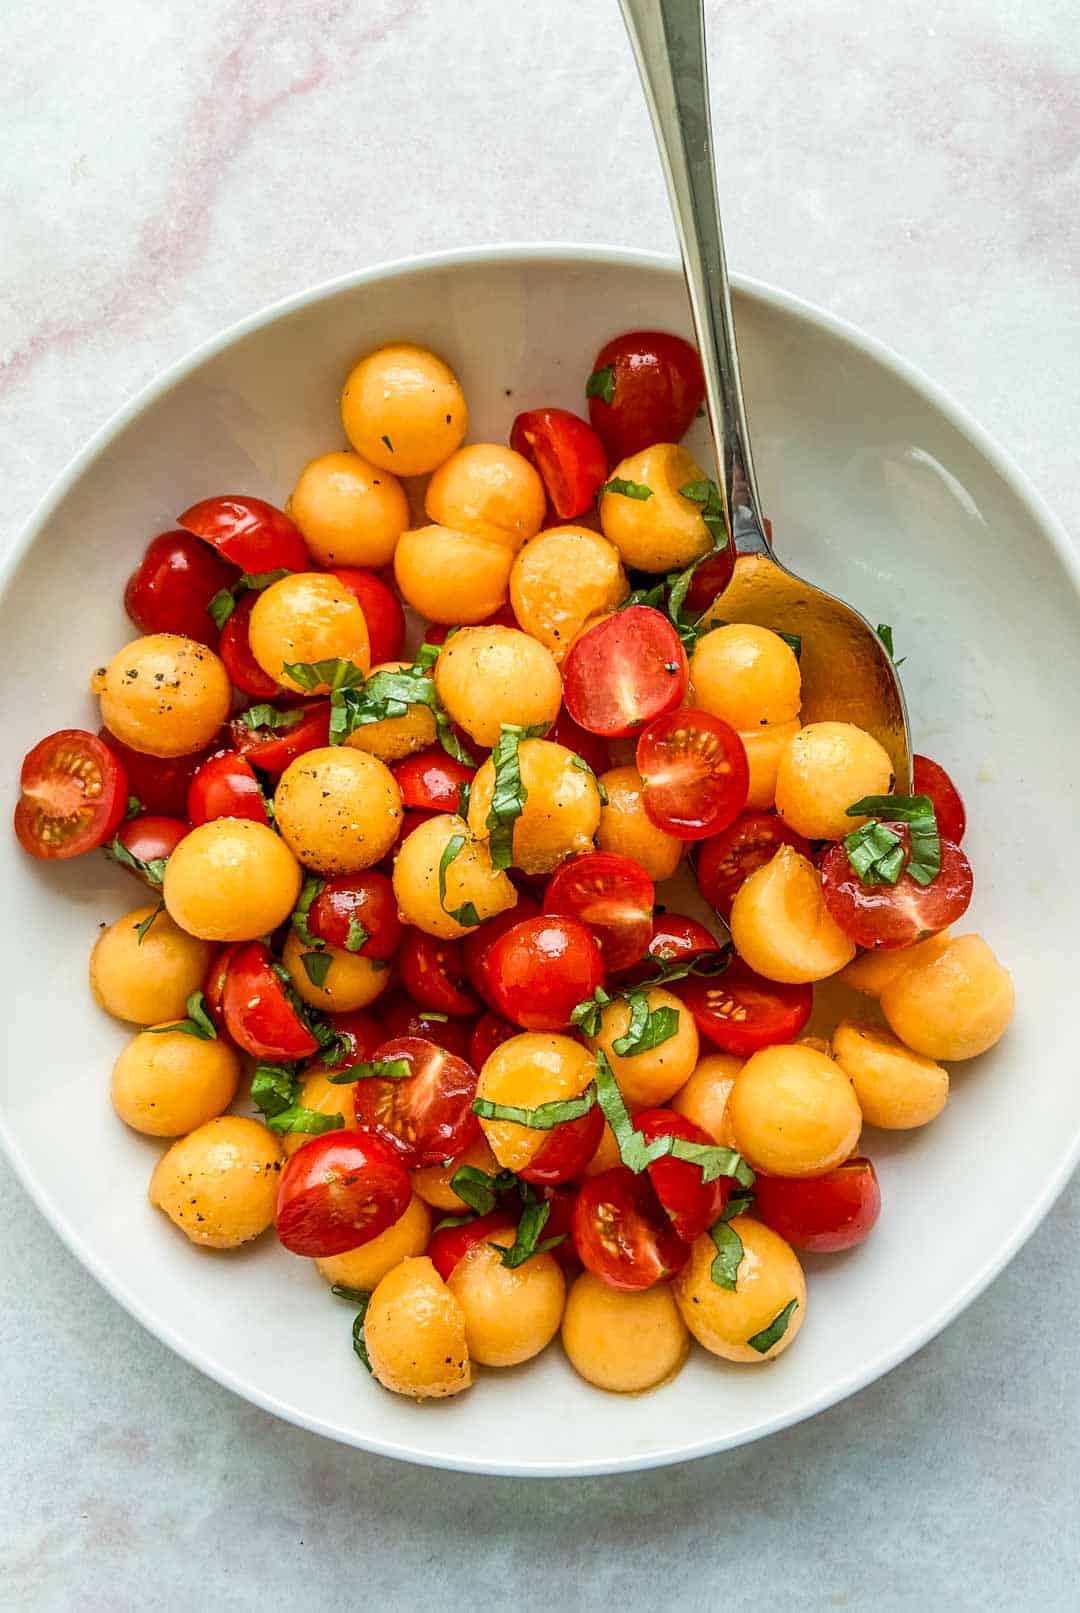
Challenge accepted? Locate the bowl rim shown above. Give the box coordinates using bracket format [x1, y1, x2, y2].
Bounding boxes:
[3, 241, 1078, 1477]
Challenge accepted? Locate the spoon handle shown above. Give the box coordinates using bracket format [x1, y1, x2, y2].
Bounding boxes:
[617, 0, 770, 555]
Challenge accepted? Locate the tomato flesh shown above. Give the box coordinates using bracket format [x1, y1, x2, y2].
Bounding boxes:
[179, 494, 310, 574]
[634, 1108, 730, 1243]
[350, 1035, 480, 1168]
[306, 870, 401, 960]
[397, 927, 479, 1016]
[275, 1128, 411, 1257]
[221, 940, 318, 1061]
[517, 1101, 605, 1187]
[562, 606, 689, 739]
[542, 851, 654, 972]
[187, 749, 268, 827]
[461, 891, 541, 1003]
[820, 827, 973, 951]
[586, 330, 705, 461]
[913, 754, 967, 843]
[329, 567, 406, 665]
[485, 914, 605, 1031]
[230, 701, 330, 773]
[678, 959, 813, 1056]
[697, 811, 811, 917]
[637, 708, 749, 840]
[15, 730, 128, 861]
[392, 747, 474, 814]
[753, 1157, 882, 1253]
[509, 407, 608, 520]
[123, 530, 236, 645]
[113, 814, 188, 883]
[572, 1166, 691, 1291]
[218, 592, 280, 698]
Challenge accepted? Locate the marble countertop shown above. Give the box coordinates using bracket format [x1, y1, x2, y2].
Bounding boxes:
[4, 0, 1079, 1606]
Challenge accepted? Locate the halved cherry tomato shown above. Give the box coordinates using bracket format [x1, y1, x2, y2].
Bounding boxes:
[99, 730, 210, 817]
[509, 407, 608, 520]
[391, 747, 475, 814]
[820, 826, 973, 951]
[319, 1009, 384, 1073]
[681, 543, 736, 616]
[428, 1210, 516, 1282]
[124, 530, 236, 645]
[202, 943, 241, 1033]
[230, 701, 331, 773]
[469, 1011, 519, 1069]
[517, 1100, 605, 1187]
[461, 891, 541, 1003]
[753, 1157, 881, 1253]
[697, 811, 811, 917]
[218, 592, 280, 698]
[350, 1035, 480, 1168]
[543, 851, 654, 972]
[585, 330, 705, 461]
[112, 813, 188, 884]
[187, 749, 268, 827]
[179, 494, 309, 574]
[616, 911, 725, 985]
[484, 915, 605, 1031]
[275, 1128, 411, 1257]
[221, 940, 318, 1060]
[329, 567, 406, 665]
[678, 959, 812, 1056]
[378, 994, 475, 1060]
[633, 1109, 730, 1244]
[305, 871, 401, 960]
[548, 707, 611, 778]
[14, 730, 128, 861]
[572, 1166, 691, 1291]
[562, 606, 689, 739]
[637, 708, 749, 840]
[913, 754, 967, 843]
[397, 928, 479, 1016]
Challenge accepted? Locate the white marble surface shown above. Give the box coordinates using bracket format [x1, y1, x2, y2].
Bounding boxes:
[3, 0, 1079, 1606]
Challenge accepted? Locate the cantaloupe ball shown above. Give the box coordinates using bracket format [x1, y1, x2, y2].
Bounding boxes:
[111, 1027, 241, 1136]
[363, 1256, 472, 1398]
[691, 624, 801, 729]
[93, 634, 230, 758]
[510, 526, 629, 662]
[425, 443, 545, 551]
[273, 747, 402, 875]
[838, 930, 953, 998]
[248, 572, 371, 695]
[280, 1066, 358, 1158]
[434, 625, 562, 748]
[149, 1116, 283, 1249]
[394, 526, 513, 624]
[774, 721, 894, 841]
[595, 765, 682, 882]
[411, 1134, 501, 1212]
[832, 1020, 949, 1129]
[90, 906, 213, 1025]
[562, 1272, 689, 1392]
[446, 1226, 565, 1367]
[476, 1033, 596, 1173]
[163, 819, 302, 942]
[738, 719, 800, 811]
[466, 738, 601, 875]
[670, 1052, 742, 1145]
[392, 812, 516, 940]
[730, 844, 855, 983]
[280, 927, 390, 1014]
[341, 660, 437, 764]
[587, 987, 698, 1109]
[314, 1193, 431, 1288]
[599, 444, 713, 572]
[287, 450, 409, 569]
[729, 1043, 862, 1177]
[880, 934, 1014, 1061]
[674, 1217, 806, 1363]
[341, 342, 467, 477]
[584, 1120, 622, 1176]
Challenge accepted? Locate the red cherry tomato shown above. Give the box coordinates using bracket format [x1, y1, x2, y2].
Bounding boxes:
[378, 994, 475, 1060]
[913, 754, 967, 843]
[543, 851, 654, 972]
[586, 330, 705, 461]
[178, 494, 309, 574]
[636, 708, 749, 840]
[230, 701, 331, 774]
[820, 827, 973, 951]
[187, 749, 268, 827]
[387, 807, 442, 864]
[548, 707, 611, 777]
[221, 940, 318, 1061]
[275, 1128, 411, 1257]
[14, 730, 128, 861]
[123, 530, 235, 645]
[678, 959, 812, 1056]
[753, 1157, 882, 1253]
[469, 1011, 519, 1069]
[397, 928, 479, 1016]
[423, 602, 519, 646]
[391, 747, 475, 814]
[218, 592, 279, 698]
[428, 1211, 516, 1282]
[329, 567, 406, 665]
[538, 1183, 580, 1272]
[112, 814, 188, 884]
[572, 1166, 691, 1291]
[484, 915, 605, 1031]
[100, 731, 211, 817]
[517, 1101, 605, 1187]
[509, 407, 608, 520]
[319, 1009, 383, 1073]
[633, 1109, 730, 1244]
[305, 871, 401, 960]
[350, 1036, 480, 1168]
[616, 911, 725, 984]
[461, 892, 541, 1003]
[681, 543, 736, 616]
[202, 943, 241, 1033]
[562, 606, 689, 739]
[697, 811, 812, 917]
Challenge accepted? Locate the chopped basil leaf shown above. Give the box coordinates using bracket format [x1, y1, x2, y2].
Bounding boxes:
[330, 1283, 370, 1305]
[266, 1105, 345, 1136]
[620, 581, 667, 612]
[325, 1058, 411, 1085]
[125, 795, 142, 819]
[146, 989, 217, 1041]
[381, 434, 393, 452]
[678, 477, 729, 549]
[486, 724, 531, 870]
[135, 900, 165, 944]
[665, 1138, 754, 1186]
[291, 876, 325, 948]
[420, 1010, 448, 1022]
[415, 641, 442, 671]
[238, 703, 305, 733]
[632, 947, 731, 989]
[301, 950, 333, 988]
[776, 630, 802, 660]
[438, 833, 481, 928]
[585, 364, 615, 405]
[207, 568, 290, 629]
[844, 820, 905, 886]
[433, 1213, 476, 1231]
[472, 1086, 597, 1129]
[457, 779, 472, 819]
[602, 477, 653, 501]
[344, 915, 369, 953]
[570, 986, 612, 1039]
[106, 834, 169, 888]
[846, 793, 941, 887]
[570, 754, 607, 803]
[594, 1051, 654, 1172]
[708, 1219, 744, 1291]
[450, 1164, 517, 1216]
[330, 1286, 373, 1372]
[876, 623, 906, 667]
[207, 587, 237, 630]
[251, 1061, 301, 1117]
[283, 659, 367, 695]
[747, 1298, 799, 1355]
[491, 1192, 565, 1269]
[611, 990, 680, 1057]
[435, 716, 478, 766]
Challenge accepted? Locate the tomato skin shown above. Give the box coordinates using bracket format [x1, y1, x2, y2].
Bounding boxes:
[113, 814, 188, 883]
[99, 730, 209, 817]
[461, 891, 542, 1003]
[202, 943, 241, 1033]
[320, 1009, 384, 1072]
[469, 1011, 519, 1069]
[306, 871, 401, 960]
[275, 1128, 412, 1258]
[681, 543, 736, 615]
[329, 567, 406, 664]
[697, 812, 812, 917]
[518, 1101, 605, 1187]
[187, 749, 268, 827]
[15, 730, 129, 861]
[548, 707, 611, 778]
[378, 993, 475, 1060]
[637, 708, 749, 840]
[230, 701, 331, 774]
[913, 754, 967, 843]
[678, 959, 813, 1056]
[424, 604, 519, 646]
[586, 330, 705, 461]
[219, 592, 280, 698]
[616, 911, 725, 985]
[538, 1183, 580, 1271]
[543, 851, 654, 972]
[753, 1157, 881, 1253]
[562, 606, 689, 739]
[178, 494, 310, 574]
[485, 915, 605, 1031]
[572, 1166, 691, 1291]
[123, 530, 236, 645]
[428, 1211, 515, 1282]
[350, 1035, 480, 1168]
[391, 747, 474, 814]
[221, 940, 318, 1060]
[819, 828, 973, 951]
[509, 407, 608, 520]
[397, 927, 480, 1016]
[633, 1109, 730, 1244]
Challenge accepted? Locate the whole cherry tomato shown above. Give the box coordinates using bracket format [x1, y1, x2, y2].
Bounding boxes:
[469, 1011, 519, 1069]
[100, 730, 212, 817]
[543, 851, 654, 973]
[678, 958, 812, 1057]
[637, 708, 749, 840]
[820, 827, 973, 951]
[517, 1100, 605, 1187]
[111, 813, 188, 885]
[123, 530, 235, 645]
[572, 1166, 691, 1291]
[397, 927, 480, 1016]
[14, 730, 128, 861]
[509, 407, 608, 520]
[484, 915, 605, 1031]
[633, 1108, 730, 1243]
[586, 330, 705, 461]
[349, 1036, 480, 1168]
[179, 494, 309, 574]
[329, 567, 406, 665]
[392, 747, 475, 814]
[696, 811, 811, 917]
[378, 993, 475, 1060]
[218, 592, 279, 698]
[753, 1157, 881, 1252]
[221, 940, 318, 1061]
[461, 891, 541, 1003]
[913, 754, 967, 843]
[428, 1210, 516, 1282]
[319, 1009, 384, 1074]
[230, 701, 331, 774]
[275, 1128, 411, 1257]
[562, 606, 689, 738]
[305, 871, 401, 960]
[187, 749, 268, 827]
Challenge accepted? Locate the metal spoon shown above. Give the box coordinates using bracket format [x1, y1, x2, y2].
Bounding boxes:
[617, 0, 912, 788]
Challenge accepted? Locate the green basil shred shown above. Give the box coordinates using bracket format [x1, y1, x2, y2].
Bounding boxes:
[146, 990, 217, 1041]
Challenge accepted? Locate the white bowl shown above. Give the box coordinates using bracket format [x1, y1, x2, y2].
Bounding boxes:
[3, 246, 1078, 1477]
